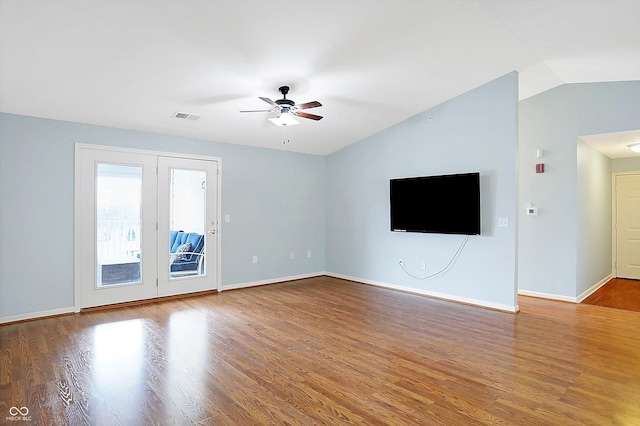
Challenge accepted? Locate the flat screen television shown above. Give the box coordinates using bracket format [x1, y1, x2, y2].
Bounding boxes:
[390, 172, 480, 235]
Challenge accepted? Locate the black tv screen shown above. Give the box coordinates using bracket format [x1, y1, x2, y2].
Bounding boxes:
[390, 172, 480, 235]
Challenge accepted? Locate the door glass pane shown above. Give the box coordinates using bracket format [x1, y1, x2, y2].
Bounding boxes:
[96, 164, 142, 287]
[169, 169, 206, 279]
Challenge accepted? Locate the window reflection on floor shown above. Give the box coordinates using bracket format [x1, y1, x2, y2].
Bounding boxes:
[168, 310, 208, 399]
[93, 319, 144, 392]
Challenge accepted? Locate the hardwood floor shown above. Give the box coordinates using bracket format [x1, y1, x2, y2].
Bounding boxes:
[581, 278, 640, 313]
[2, 276, 640, 425]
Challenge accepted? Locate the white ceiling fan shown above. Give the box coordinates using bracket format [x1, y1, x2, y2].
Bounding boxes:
[240, 86, 323, 127]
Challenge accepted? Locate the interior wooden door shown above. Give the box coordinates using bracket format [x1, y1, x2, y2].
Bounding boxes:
[616, 173, 640, 280]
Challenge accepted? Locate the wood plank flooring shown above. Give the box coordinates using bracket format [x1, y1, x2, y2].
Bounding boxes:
[581, 278, 640, 313]
[2, 276, 640, 425]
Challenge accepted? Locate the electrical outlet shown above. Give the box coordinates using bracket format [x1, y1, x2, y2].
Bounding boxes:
[252, 256, 257, 264]
[290, 252, 295, 260]
[307, 250, 312, 258]
[421, 261, 426, 270]
[399, 259, 404, 265]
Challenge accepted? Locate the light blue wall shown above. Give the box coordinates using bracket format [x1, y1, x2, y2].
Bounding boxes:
[16, 74, 637, 317]
[577, 140, 612, 297]
[325, 73, 519, 310]
[519, 81, 640, 298]
[0, 113, 326, 317]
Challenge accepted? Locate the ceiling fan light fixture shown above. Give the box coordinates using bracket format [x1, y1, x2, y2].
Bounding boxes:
[269, 112, 299, 127]
[628, 143, 640, 152]
[241, 86, 322, 126]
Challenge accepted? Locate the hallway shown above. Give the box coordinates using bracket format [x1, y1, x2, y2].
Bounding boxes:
[581, 278, 640, 313]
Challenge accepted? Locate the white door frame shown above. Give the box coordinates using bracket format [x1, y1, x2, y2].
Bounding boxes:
[611, 170, 640, 278]
[74, 144, 222, 312]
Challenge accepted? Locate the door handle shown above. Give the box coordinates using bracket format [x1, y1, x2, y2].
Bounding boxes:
[208, 230, 217, 235]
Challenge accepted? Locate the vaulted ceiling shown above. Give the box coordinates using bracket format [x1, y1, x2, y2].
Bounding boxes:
[1, 0, 639, 155]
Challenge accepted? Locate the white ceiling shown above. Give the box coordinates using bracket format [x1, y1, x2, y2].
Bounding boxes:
[1, 0, 639, 156]
[581, 130, 640, 159]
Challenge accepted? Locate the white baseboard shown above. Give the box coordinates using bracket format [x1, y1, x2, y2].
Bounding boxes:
[3, 270, 526, 322]
[326, 272, 519, 313]
[577, 273, 613, 303]
[2, 273, 325, 323]
[220, 272, 325, 291]
[518, 273, 613, 304]
[517, 289, 577, 303]
[0, 306, 76, 325]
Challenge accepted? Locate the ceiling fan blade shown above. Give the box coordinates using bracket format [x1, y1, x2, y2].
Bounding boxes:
[259, 97, 278, 107]
[239, 109, 277, 113]
[293, 111, 323, 121]
[296, 101, 322, 110]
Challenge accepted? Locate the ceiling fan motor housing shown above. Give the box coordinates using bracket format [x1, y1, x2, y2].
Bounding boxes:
[276, 86, 294, 106]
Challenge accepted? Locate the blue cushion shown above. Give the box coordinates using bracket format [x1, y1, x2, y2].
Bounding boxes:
[172, 242, 192, 262]
[170, 230, 181, 249]
[169, 232, 204, 259]
[171, 260, 198, 272]
[170, 231, 187, 253]
[183, 233, 204, 261]
[168, 231, 203, 273]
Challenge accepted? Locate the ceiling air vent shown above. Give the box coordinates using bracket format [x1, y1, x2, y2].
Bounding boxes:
[173, 112, 201, 121]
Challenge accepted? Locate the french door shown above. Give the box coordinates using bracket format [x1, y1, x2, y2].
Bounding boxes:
[75, 145, 220, 309]
[157, 156, 219, 297]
